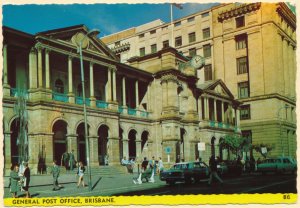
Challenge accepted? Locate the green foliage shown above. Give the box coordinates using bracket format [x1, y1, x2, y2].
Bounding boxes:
[221, 134, 248, 156]
[251, 143, 273, 158]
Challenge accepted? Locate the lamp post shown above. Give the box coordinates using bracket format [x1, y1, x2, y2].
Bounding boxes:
[277, 104, 290, 157]
[77, 29, 100, 191]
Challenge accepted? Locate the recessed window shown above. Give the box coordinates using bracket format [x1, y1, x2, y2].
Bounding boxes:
[237, 57, 248, 74]
[55, 79, 64, 93]
[236, 16, 245, 28]
[151, 44, 157, 53]
[139, 33, 145, 38]
[204, 65, 212, 81]
[188, 32, 196, 43]
[150, 30, 156, 35]
[202, 28, 210, 39]
[175, 36, 182, 47]
[201, 12, 209, 18]
[174, 21, 181, 27]
[187, 16, 195, 22]
[163, 40, 169, 49]
[203, 44, 211, 58]
[240, 105, 251, 120]
[235, 34, 247, 50]
[189, 48, 196, 57]
[238, 82, 249, 98]
[139, 47, 145, 56]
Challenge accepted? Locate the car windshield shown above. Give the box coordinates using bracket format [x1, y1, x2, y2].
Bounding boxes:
[172, 163, 189, 170]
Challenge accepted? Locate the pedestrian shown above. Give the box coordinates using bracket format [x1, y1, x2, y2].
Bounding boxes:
[18, 161, 25, 192]
[208, 156, 223, 186]
[23, 162, 31, 198]
[250, 156, 256, 173]
[51, 160, 61, 191]
[104, 154, 109, 166]
[10, 164, 21, 198]
[157, 157, 164, 174]
[121, 156, 128, 166]
[141, 157, 148, 172]
[77, 161, 86, 188]
[69, 150, 75, 171]
[61, 151, 69, 172]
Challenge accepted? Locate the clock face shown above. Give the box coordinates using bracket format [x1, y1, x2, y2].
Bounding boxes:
[190, 55, 204, 68]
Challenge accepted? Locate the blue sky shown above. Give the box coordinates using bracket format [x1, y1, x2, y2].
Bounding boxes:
[3, 3, 218, 37]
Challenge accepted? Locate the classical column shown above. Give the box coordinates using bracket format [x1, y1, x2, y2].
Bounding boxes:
[198, 97, 202, 120]
[45, 49, 50, 89]
[3, 44, 8, 86]
[89, 136, 99, 166]
[162, 81, 168, 108]
[221, 102, 225, 123]
[68, 56, 73, 94]
[214, 99, 217, 121]
[204, 97, 209, 120]
[288, 44, 295, 98]
[4, 132, 11, 166]
[106, 68, 112, 102]
[203, 97, 207, 120]
[37, 46, 43, 88]
[29, 47, 38, 89]
[67, 134, 78, 159]
[277, 34, 284, 94]
[90, 63, 94, 98]
[147, 83, 151, 111]
[135, 80, 139, 109]
[135, 139, 142, 161]
[122, 77, 126, 106]
[122, 138, 129, 159]
[282, 38, 290, 96]
[112, 68, 117, 102]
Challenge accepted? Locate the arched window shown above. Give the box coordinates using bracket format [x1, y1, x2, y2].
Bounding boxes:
[55, 79, 64, 93]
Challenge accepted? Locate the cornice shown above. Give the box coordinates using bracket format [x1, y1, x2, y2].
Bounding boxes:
[276, 3, 296, 30]
[218, 3, 261, 22]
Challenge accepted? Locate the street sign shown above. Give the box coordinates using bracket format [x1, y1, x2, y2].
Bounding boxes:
[261, 147, 267, 154]
[165, 147, 171, 154]
[198, 142, 206, 151]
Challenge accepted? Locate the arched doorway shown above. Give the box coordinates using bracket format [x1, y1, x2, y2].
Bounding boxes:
[53, 120, 67, 164]
[77, 123, 89, 165]
[119, 127, 123, 161]
[10, 119, 20, 164]
[141, 131, 149, 152]
[211, 137, 216, 157]
[98, 125, 109, 165]
[128, 129, 137, 160]
[180, 128, 186, 161]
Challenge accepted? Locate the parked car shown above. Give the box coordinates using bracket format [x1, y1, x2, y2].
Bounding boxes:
[160, 161, 209, 185]
[257, 157, 297, 174]
[220, 160, 243, 176]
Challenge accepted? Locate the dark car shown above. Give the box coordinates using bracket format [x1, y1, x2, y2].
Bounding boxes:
[160, 161, 209, 185]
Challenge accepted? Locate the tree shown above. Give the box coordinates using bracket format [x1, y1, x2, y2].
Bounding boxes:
[13, 88, 29, 163]
[221, 134, 247, 158]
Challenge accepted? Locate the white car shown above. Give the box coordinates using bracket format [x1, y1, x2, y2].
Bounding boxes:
[257, 157, 297, 174]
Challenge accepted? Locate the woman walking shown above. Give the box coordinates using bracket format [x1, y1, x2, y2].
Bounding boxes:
[77, 161, 86, 188]
[10, 164, 21, 198]
[23, 163, 31, 198]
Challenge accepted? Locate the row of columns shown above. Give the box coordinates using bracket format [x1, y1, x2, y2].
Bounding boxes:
[197, 96, 239, 125]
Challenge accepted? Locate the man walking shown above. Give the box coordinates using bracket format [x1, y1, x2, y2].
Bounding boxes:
[51, 160, 60, 191]
[61, 151, 69, 172]
[208, 156, 223, 186]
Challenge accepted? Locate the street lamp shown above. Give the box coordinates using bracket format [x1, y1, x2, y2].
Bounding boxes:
[277, 104, 290, 157]
[77, 29, 100, 191]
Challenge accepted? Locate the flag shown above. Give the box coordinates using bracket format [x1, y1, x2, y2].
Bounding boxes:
[172, 3, 183, 9]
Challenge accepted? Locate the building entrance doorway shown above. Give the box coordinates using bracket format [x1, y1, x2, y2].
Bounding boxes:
[53, 120, 67, 165]
[98, 125, 109, 165]
[77, 123, 88, 165]
[128, 129, 137, 160]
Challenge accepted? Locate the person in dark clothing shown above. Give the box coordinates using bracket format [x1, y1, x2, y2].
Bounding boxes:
[141, 157, 149, 171]
[208, 156, 223, 186]
[51, 160, 61, 191]
[23, 163, 31, 198]
[10, 164, 20, 198]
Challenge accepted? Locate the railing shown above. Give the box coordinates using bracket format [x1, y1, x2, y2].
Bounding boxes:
[52, 92, 68, 103]
[75, 97, 90, 106]
[128, 108, 137, 116]
[225, 123, 230, 129]
[118, 106, 125, 113]
[140, 111, 149, 118]
[10, 88, 17, 97]
[96, 100, 108, 109]
[218, 122, 223, 128]
[209, 120, 215, 127]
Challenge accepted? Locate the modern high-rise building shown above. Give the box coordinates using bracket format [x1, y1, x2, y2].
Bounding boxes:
[102, 2, 297, 158]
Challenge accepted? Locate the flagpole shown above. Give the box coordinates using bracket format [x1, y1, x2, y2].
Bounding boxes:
[170, 4, 174, 47]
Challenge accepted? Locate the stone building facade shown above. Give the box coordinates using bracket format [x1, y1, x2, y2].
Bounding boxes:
[3, 24, 240, 173]
[102, 2, 297, 158]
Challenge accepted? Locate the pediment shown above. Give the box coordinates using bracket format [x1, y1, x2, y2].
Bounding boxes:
[36, 24, 118, 60]
[205, 79, 234, 99]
